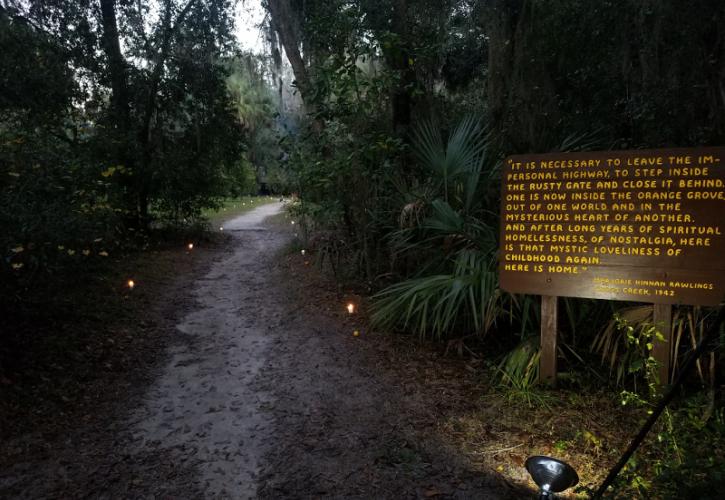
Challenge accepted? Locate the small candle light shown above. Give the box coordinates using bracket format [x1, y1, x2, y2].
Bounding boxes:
[301, 249, 306, 255]
[353, 330, 360, 337]
[219, 226, 224, 231]
[188, 243, 194, 250]
[291, 220, 295, 225]
[127, 279, 135, 289]
[347, 303, 355, 314]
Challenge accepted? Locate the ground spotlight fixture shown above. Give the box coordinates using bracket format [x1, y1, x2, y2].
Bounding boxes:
[525, 456, 579, 499]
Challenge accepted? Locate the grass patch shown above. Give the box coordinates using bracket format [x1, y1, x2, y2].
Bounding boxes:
[439, 378, 725, 498]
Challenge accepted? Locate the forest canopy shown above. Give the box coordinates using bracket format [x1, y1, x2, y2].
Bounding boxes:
[1, 0, 281, 298]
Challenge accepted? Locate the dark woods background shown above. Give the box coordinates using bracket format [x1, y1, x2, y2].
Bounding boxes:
[1, 1, 724, 496]
[1, 0, 274, 302]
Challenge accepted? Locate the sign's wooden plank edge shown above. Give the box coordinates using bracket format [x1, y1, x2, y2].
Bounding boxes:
[499, 146, 725, 307]
[500, 266, 725, 305]
[503, 146, 725, 163]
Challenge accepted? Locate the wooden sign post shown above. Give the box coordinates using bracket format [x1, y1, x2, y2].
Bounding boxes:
[540, 295, 558, 385]
[499, 147, 725, 385]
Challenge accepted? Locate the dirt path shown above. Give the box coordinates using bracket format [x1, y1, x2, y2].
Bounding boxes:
[126, 202, 285, 498]
[1, 204, 519, 499]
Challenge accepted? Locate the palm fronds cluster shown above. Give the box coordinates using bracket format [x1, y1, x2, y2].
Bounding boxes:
[371, 117, 724, 392]
[371, 117, 503, 341]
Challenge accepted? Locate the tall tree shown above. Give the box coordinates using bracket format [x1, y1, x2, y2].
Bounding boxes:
[388, 0, 413, 137]
[266, 0, 311, 108]
[99, 0, 130, 131]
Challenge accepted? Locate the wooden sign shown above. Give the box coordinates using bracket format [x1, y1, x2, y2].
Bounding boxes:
[499, 147, 725, 306]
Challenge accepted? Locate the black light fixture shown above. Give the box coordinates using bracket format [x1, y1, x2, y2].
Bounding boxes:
[525, 456, 579, 499]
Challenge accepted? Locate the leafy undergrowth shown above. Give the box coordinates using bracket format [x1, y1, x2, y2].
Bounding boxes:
[282, 240, 724, 499]
[0, 226, 228, 444]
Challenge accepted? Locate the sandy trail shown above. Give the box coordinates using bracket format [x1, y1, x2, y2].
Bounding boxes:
[129, 203, 510, 498]
[127, 203, 286, 498]
[1, 202, 516, 499]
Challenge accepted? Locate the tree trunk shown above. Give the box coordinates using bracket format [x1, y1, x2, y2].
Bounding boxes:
[484, 0, 523, 148]
[267, 0, 309, 103]
[390, 0, 413, 138]
[99, 0, 143, 224]
[136, 0, 197, 225]
[99, 0, 130, 130]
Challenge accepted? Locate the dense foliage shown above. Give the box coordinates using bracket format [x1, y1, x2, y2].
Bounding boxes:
[264, 0, 725, 495]
[0, 1, 278, 301]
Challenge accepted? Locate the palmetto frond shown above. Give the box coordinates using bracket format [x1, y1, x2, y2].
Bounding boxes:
[411, 116, 489, 211]
[371, 248, 500, 340]
[373, 116, 501, 341]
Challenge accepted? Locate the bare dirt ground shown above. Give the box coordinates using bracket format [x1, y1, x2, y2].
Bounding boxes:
[1, 204, 527, 499]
